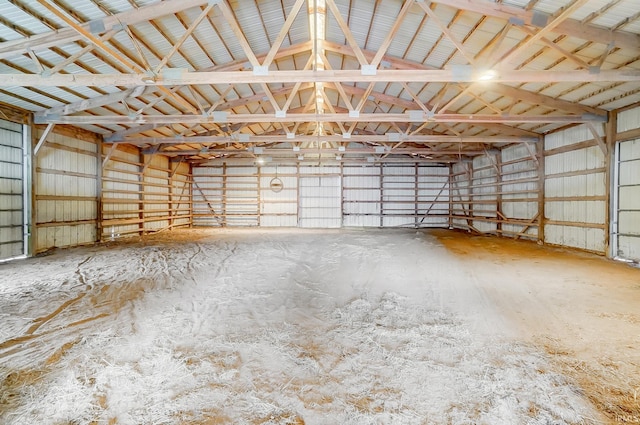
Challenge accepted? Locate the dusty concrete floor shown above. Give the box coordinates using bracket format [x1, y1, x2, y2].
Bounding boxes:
[0, 228, 638, 424]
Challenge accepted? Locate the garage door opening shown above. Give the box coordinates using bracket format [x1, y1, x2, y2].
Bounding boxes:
[0, 120, 28, 262]
[612, 139, 640, 263]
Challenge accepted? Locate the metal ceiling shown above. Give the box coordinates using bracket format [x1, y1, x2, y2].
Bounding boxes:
[0, 0, 639, 165]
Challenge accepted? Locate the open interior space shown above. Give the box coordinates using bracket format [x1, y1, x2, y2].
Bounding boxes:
[1, 229, 638, 424]
[1, 0, 640, 424]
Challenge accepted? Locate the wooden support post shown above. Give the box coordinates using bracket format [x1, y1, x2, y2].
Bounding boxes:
[28, 115, 37, 257]
[414, 163, 419, 228]
[257, 166, 261, 227]
[296, 162, 301, 227]
[537, 135, 546, 244]
[379, 164, 384, 228]
[138, 151, 145, 236]
[448, 164, 453, 229]
[96, 138, 103, 242]
[340, 163, 345, 227]
[467, 162, 474, 231]
[168, 163, 174, 231]
[605, 110, 617, 257]
[188, 163, 194, 228]
[496, 151, 503, 236]
[222, 163, 227, 227]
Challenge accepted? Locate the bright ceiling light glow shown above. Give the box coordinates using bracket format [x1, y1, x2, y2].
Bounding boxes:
[478, 69, 497, 81]
[310, 0, 326, 114]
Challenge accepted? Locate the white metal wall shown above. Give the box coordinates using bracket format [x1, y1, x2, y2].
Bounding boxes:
[501, 144, 540, 239]
[260, 166, 298, 227]
[101, 145, 191, 239]
[451, 162, 472, 230]
[0, 120, 25, 260]
[471, 155, 498, 233]
[35, 129, 98, 251]
[544, 125, 607, 253]
[225, 166, 259, 226]
[299, 166, 341, 228]
[102, 146, 142, 238]
[192, 166, 224, 226]
[343, 165, 381, 227]
[194, 164, 450, 229]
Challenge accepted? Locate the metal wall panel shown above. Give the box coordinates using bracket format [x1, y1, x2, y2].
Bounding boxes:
[472, 155, 498, 233]
[501, 144, 539, 238]
[170, 162, 192, 229]
[0, 120, 24, 260]
[225, 166, 259, 226]
[450, 162, 472, 230]
[102, 146, 140, 238]
[299, 166, 341, 228]
[381, 166, 416, 227]
[34, 130, 98, 251]
[259, 166, 298, 227]
[615, 138, 640, 261]
[617, 106, 640, 133]
[101, 146, 191, 239]
[143, 155, 170, 231]
[416, 166, 450, 227]
[544, 124, 607, 253]
[343, 165, 381, 227]
[193, 164, 449, 230]
[192, 166, 224, 227]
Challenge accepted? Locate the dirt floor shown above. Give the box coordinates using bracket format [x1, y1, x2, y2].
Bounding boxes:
[432, 230, 640, 425]
[0, 228, 638, 424]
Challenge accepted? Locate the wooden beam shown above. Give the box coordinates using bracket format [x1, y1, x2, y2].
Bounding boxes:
[41, 112, 602, 126]
[497, 0, 590, 68]
[325, 0, 368, 67]
[153, 2, 217, 74]
[0, 0, 212, 60]
[428, 0, 640, 51]
[416, 1, 477, 65]
[33, 122, 54, 155]
[370, 0, 414, 68]
[117, 134, 538, 145]
[216, 0, 260, 67]
[14, 69, 640, 89]
[323, 41, 607, 117]
[262, 0, 306, 68]
[36, 86, 149, 118]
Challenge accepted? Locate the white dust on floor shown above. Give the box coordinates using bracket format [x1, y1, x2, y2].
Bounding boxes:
[0, 229, 599, 424]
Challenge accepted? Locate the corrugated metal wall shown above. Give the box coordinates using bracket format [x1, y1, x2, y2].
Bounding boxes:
[451, 162, 472, 230]
[193, 164, 451, 228]
[225, 166, 260, 226]
[299, 166, 341, 228]
[0, 120, 25, 260]
[471, 155, 499, 233]
[34, 128, 99, 251]
[450, 145, 541, 239]
[260, 166, 298, 227]
[544, 125, 607, 253]
[192, 166, 224, 226]
[101, 144, 192, 239]
[343, 165, 382, 227]
[615, 107, 640, 261]
[501, 144, 540, 239]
